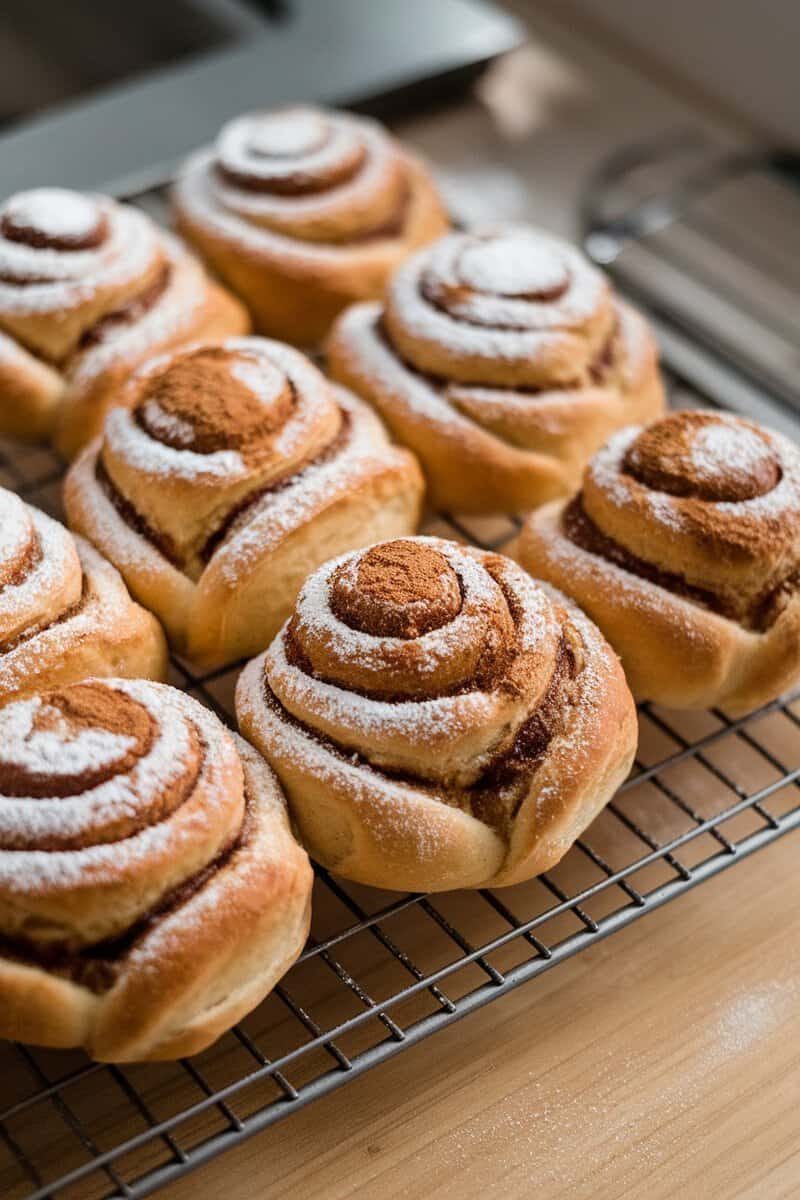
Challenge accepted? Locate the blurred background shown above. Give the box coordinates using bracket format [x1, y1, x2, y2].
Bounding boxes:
[1, 0, 799, 431]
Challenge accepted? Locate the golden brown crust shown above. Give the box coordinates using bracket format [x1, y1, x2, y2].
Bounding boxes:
[327, 227, 665, 514]
[510, 411, 800, 713]
[0, 187, 248, 455]
[172, 106, 449, 346]
[0, 487, 166, 703]
[0, 681, 312, 1061]
[64, 337, 424, 668]
[236, 537, 637, 891]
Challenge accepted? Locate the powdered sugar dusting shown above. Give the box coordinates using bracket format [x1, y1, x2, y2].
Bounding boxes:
[0, 501, 81, 645]
[174, 106, 412, 259]
[457, 231, 569, 297]
[229, 352, 285, 407]
[0, 679, 244, 948]
[2, 189, 101, 242]
[382, 228, 609, 387]
[66, 233, 204, 388]
[263, 539, 558, 787]
[236, 538, 630, 886]
[244, 109, 328, 158]
[211, 386, 409, 580]
[691, 419, 774, 487]
[0, 699, 135, 776]
[0, 196, 160, 318]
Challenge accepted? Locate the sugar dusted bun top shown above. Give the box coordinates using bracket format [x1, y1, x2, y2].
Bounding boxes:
[0, 678, 244, 949]
[573, 409, 800, 625]
[180, 105, 422, 248]
[383, 226, 618, 389]
[0, 188, 164, 356]
[622, 410, 781, 503]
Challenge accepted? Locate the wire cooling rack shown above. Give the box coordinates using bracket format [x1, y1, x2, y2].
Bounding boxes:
[1, 310, 799, 1200]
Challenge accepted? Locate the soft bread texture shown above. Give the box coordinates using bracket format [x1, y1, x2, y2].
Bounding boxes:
[64, 337, 424, 668]
[0, 679, 312, 1061]
[172, 106, 449, 346]
[510, 410, 800, 714]
[327, 226, 665, 514]
[0, 187, 248, 457]
[237, 537, 637, 892]
[0, 486, 166, 703]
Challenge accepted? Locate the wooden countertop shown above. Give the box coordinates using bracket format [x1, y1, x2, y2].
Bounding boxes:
[160, 827, 800, 1200]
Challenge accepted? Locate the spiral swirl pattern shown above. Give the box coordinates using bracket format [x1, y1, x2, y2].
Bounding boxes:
[327, 226, 665, 513]
[576, 411, 800, 623]
[512, 410, 800, 713]
[237, 537, 637, 891]
[0, 678, 312, 1060]
[0, 189, 164, 360]
[212, 108, 410, 242]
[385, 227, 614, 387]
[0, 486, 165, 704]
[172, 105, 448, 343]
[0, 679, 241, 947]
[0, 186, 248, 454]
[0, 489, 80, 645]
[93, 337, 343, 574]
[65, 337, 424, 666]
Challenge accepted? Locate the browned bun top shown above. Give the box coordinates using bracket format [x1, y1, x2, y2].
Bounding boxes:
[249, 535, 633, 863]
[0, 682, 152, 801]
[330, 540, 463, 638]
[135, 344, 295, 456]
[0, 187, 168, 361]
[623, 410, 780, 502]
[0, 190, 109, 253]
[216, 106, 368, 196]
[0, 678, 244, 953]
[571, 409, 800, 627]
[382, 227, 618, 389]
[177, 105, 421, 247]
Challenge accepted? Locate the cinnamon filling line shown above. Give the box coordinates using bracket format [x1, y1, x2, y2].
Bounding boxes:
[270, 630, 577, 834]
[95, 411, 352, 573]
[375, 316, 620, 396]
[0, 572, 89, 656]
[76, 263, 171, 353]
[216, 157, 411, 243]
[0, 807, 252, 995]
[563, 494, 794, 631]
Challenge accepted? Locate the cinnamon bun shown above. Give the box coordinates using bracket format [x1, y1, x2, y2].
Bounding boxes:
[64, 337, 424, 667]
[0, 486, 166, 704]
[237, 537, 637, 891]
[0, 678, 312, 1060]
[327, 226, 665, 513]
[0, 187, 248, 456]
[172, 106, 448, 346]
[511, 410, 800, 713]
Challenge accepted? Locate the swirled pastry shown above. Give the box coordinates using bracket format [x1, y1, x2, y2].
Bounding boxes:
[237, 537, 637, 891]
[327, 226, 665, 513]
[172, 106, 448, 346]
[0, 486, 166, 704]
[0, 677, 312, 1060]
[511, 410, 800, 713]
[0, 187, 248, 456]
[65, 337, 424, 667]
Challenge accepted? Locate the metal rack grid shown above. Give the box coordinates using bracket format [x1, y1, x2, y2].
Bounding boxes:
[0, 355, 798, 1199]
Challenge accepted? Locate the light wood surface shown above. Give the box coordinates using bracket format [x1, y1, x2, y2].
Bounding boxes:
[158, 826, 800, 1200]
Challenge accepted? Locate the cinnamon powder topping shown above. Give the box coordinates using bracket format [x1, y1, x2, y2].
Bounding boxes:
[0, 682, 153, 799]
[136, 346, 294, 454]
[624, 411, 780, 502]
[331, 541, 462, 638]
